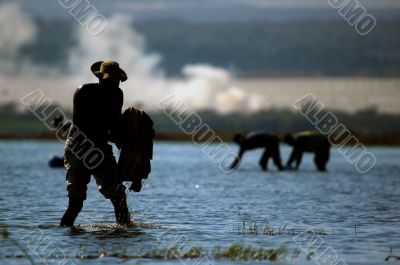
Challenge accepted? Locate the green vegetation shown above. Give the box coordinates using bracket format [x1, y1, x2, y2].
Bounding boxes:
[76, 243, 287, 261]
[151, 107, 400, 134]
[231, 221, 288, 236]
[1, 225, 37, 265]
[228, 221, 327, 236]
[1, 226, 8, 239]
[0, 103, 62, 135]
[213, 243, 287, 261]
[1, 102, 400, 145]
[385, 248, 400, 261]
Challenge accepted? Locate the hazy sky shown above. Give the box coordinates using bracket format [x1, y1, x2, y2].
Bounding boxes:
[3, 0, 400, 9]
[0, 1, 399, 113]
[3, 0, 400, 20]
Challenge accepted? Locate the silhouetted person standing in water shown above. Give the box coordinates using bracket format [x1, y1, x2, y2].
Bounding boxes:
[60, 61, 131, 227]
[230, 132, 284, 171]
[284, 131, 331, 172]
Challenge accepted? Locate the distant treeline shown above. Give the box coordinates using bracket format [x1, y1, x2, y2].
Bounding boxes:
[151, 107, 400, 134]
[21, 17, 400, 77]
[1, 103, 399, 136]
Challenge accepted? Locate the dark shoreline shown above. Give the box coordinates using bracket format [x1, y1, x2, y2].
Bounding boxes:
[1, 132, 399, 146]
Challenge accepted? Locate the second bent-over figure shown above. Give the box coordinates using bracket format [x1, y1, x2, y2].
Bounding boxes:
[230, 132, 284, 171]
[284, 131, 331, 171]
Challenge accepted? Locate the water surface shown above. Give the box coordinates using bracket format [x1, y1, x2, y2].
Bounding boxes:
[0, 141, 399, 264]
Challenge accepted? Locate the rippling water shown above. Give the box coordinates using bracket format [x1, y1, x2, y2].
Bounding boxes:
[0, 141, 399, 265]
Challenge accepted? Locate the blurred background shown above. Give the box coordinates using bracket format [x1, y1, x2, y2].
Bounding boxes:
[0, 0, 399, 142]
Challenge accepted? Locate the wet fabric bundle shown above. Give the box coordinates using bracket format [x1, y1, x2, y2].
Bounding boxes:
[117, 107, 154, 192]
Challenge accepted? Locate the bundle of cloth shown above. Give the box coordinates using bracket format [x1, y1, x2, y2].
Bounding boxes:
[117, 107, 154, 192]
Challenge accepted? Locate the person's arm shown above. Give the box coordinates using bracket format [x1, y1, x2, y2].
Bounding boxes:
[286, 146, 302, 170]
[230, 147, 245, 169]
[72, 87, 88, 132]
[109, 89, 124, 146]
[286, 149, 295, 168]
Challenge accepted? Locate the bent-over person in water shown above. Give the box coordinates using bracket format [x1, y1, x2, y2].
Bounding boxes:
[60, 61, 131, 227]
[284, 131, 331, 171]
[230, 132, 284, 171]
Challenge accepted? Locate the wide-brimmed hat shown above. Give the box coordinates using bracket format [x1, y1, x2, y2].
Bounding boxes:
[91, 60, 128, 82]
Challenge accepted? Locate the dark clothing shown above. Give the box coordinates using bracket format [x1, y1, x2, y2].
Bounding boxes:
[117, 107, 154, 191]
[286, 132, 330, 171]
[239, 132, 279, 151]
[231, 132, 283, 171]
[64, 143, 125, 201]
[60, 82, 130, 227]
[64, 83, 125, 199]
[68, 83, 123, 146]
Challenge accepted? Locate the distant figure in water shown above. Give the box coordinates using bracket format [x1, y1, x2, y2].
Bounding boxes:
[53, 115, 71, 132]
[60, 61, 131, 227]
[284, 131, 331, 171]
[230, 132, 284, 171]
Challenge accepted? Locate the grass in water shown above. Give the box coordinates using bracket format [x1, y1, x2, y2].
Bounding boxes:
[385, 248, 400, 261]
[1, 226, 9, 239]
[213, 243, 287, 261]
[1, 225, 37, 265]
[77, 243, 287, 261]
[229, 221, 327, 236]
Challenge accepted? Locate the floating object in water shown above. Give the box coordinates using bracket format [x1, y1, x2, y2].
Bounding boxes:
[48, 155, 64, 168]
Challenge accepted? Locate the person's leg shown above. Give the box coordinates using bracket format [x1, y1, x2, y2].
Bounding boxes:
[322, 147, 330, 171]
[60, 150, 91, 227]
[314, 149, 329, 171]
[270, 143, 284, 170]
[110, 186, 131, 226]
[286, 148, 303, 170]
[94, 145, 131, 226]
[60, 198, 84, 227]
[259, 147, 271, 171]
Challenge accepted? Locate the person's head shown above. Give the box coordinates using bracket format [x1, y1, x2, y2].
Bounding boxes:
[284, 134, 295, 146]
[99, 78, 120, 88]
[52, 115, 64, 128]
[233, 133, 243, 145]
[91, 60, 127, 87]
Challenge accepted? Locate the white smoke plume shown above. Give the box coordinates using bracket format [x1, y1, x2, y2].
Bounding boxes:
[69, 14, 264, 113]
[69, 15, 162, 81]
[0, 3, 264, 113]
[170, 64, 264, 113]
[0, 3, 37, 74]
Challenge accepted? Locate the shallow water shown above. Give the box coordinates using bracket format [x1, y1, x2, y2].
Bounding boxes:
[0, 141, 399, 265]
